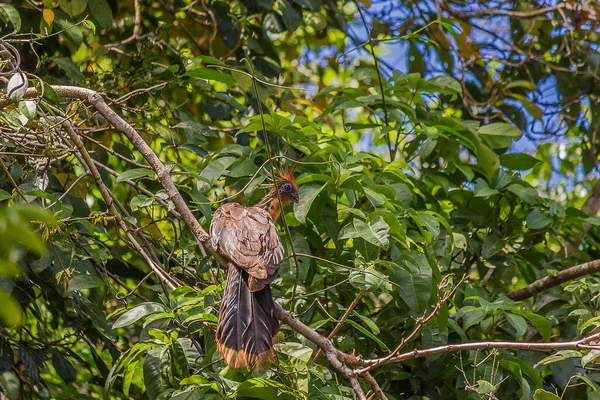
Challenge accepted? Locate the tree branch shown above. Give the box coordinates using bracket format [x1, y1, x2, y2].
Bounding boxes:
[507, 259, 600, 301]
[359, 331, 600, 366]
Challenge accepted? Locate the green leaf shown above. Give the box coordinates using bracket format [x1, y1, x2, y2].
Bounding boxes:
[130, 194, 154, 211]
[392, 260, 432, 313]
[0, 291, 23, 327]
[112, 303, 166, 329]
[506, 183, 539, 204]
[476, 380, 497, 394]
[235, 378, 297, 399]
[0, 189, 11, 201]
[67, 275, 105, 292]
[295, 0, 322, 11]
[533, 350, 581, 368]
[171, 339, 189, 379]
[0, 4, 21, 31]
[482, 234, 505, 258]
[294, 183, 327, 224]
[478, 123, 522, 149]
[122, 359, 139, 396]
[474, 140, 500, 179]
[278, 1, 300, 32]
[345, 320, 390, 351]
[51, 350, 77, 384]
[53, 16, 83, 47]
[353, 217, 389, 248]
[500, 153, 541, 170]
[532, 389, 561, 400]
[175, 121, 217, 138]
[58, 0, 88, 17]
[88, 0, 113, 29]
[506, 313, 527, 338]
[197, 156, 236, 192]
[349, 265, 393, 293]
[274, 342, 313, 363]
[144, 348, 166, 400]
[582, 350, 600, 368]
[526, 208, 552, 229]
[77, 296, 116, 340]
[53, 57, 85, 82]
[115, 168, 154, 182]
[185, 68, 234, 85]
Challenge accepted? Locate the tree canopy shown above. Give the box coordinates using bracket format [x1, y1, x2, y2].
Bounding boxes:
[1, 0, 600, 399]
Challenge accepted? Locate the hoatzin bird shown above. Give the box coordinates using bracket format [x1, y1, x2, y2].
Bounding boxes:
[210, 166, 299, 371]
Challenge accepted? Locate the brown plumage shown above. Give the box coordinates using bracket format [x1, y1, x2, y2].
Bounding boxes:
[210, 166, 299, 371]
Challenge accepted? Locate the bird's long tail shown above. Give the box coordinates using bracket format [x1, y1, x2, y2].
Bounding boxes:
[216, 265, 279, 371]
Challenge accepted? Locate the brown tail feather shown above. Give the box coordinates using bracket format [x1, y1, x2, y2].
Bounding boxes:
[216, 265, 279, 371]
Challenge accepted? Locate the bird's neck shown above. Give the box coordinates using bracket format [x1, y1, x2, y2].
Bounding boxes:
[255, 192, 282, 222]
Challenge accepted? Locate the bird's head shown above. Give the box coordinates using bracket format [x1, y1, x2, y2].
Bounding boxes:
[276, 165, 299, 205]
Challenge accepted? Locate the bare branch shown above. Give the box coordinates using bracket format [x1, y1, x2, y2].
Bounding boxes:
[359, 331, 600, 367]
[508, 259, 600, 301]
[52, 116, 178, 290]
[363, 372, 388, 400]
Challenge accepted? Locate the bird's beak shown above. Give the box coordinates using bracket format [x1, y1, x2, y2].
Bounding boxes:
[291, 192, 299, 203]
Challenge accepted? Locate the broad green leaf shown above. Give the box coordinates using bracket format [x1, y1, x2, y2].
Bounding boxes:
[51, 350, 77, 384]
[482, 234, 505, 258]
[88, 0, 113, 29]
[67, 275, 105, 292]
[0, 4, 21, 31]
[53, 16, 83, 46]
[186, 68, 234, 85]
[478, 123, 522, 149]
[345, 320, 390, 351]
[294, 183, 327, 224]
[144, 348, 166, 400]
[533, 350, 582, 368]
[295, 0, 322, 11]
[112, 303, 166, 329]
[506, 313, 527, 338]
[274, 342, 313, 363]
[197, 156, 236, 192]
[122, 359, 138, 396]
[474, 140, 500, 179]
[77, 296, 116, 340]
[500, 153, 541, 170]
[0, 291, 22, 327]
[58, 0, 88, 17]
[506, 183, 539, 204]
[533, 389, 561, 400]
[235, 377, 297, 399]
[115, 168, 154, 182]
[582, 350, 600, 368]
[171, 339, 189, 379]
[476, 380, 497, 394]
[0, 189, 11, 201]
[526, 208, 552, 229]
[353, 217, 389, 248]
[349, 265, 393, 293]
[392, 260, 432, 313]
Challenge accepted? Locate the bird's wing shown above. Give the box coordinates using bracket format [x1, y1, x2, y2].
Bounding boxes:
[210, 203, 283, 280]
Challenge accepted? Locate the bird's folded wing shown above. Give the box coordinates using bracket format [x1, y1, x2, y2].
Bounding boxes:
[210, 203, 283, 280]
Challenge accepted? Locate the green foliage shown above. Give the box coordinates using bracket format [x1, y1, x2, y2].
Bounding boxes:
[1, 1, 600, 399]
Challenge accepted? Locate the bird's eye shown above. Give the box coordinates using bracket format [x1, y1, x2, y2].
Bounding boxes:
[281, 183, 292, 192]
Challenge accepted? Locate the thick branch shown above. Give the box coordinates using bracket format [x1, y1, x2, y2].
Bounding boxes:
[360, 331, 600, 366]
[54, 117, 178, 289]
[49, 86, 210, 246]
[507, 259, 600, 301]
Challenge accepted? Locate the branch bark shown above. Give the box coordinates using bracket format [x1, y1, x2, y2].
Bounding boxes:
[359, 331, 600, 366]
[507, 259, 600, 301]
